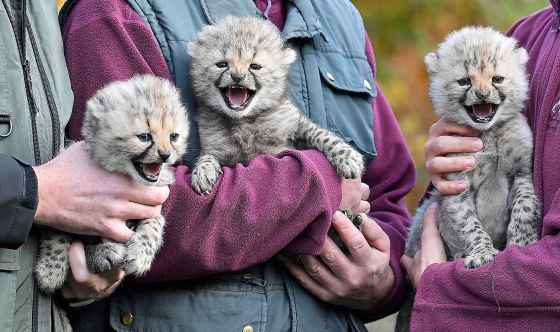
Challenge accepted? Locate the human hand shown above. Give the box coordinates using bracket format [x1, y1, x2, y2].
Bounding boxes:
[33, 142, 170, 242]
[401, 203, 447, 288]
[425, 119, 482, 195]
[282, 212, 393, 311]
[61, 242, 124, 303]
[340, 179, 371, 215]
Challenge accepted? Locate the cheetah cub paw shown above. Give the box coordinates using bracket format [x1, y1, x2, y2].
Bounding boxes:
[191, 154, 223, 194]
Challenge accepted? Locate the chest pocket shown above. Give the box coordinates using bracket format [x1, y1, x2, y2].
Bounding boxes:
[316, 49, 377, 160]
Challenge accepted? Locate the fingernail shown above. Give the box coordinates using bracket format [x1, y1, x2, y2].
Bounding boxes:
[473, 139, 483, 151]
[464, 158, 475, 168]
[457, 181, 468, 191]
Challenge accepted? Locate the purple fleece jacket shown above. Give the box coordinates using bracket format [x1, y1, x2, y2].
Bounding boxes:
[412, 2, 560, 331]
[62, 0, 415, 317]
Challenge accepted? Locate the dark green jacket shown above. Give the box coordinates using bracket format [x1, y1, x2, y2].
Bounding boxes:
[0, 0, 73, 331]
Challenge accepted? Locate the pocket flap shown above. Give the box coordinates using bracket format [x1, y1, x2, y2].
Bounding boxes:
[317, 51, 377, 98]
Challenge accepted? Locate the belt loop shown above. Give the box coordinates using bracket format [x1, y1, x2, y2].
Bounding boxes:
[0, 114, 13, 138]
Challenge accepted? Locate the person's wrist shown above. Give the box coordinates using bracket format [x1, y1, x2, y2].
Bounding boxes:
[32, 164, 52, 223]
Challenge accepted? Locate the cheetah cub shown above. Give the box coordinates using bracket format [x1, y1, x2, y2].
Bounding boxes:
[188, 16, 364, 195]
[395, 27, 540, 332]
[35, 75, 189, 293]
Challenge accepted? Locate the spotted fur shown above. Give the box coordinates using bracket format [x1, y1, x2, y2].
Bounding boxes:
[35, 75, 189, 293]
[188, 16, 364, 195]
[396, 27, 541, 332]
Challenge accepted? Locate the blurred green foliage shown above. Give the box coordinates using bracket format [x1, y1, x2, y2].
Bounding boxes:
[355, 0, 549, 208]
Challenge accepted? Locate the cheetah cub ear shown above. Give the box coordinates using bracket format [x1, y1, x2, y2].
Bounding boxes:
[424, 51, 440, 75]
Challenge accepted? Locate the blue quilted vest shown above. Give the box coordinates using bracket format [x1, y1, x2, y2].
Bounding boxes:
[67, 1, 377, 331]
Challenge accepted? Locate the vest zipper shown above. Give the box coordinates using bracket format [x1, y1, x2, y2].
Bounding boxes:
[23, 58, 42, 165]
[20, 0, 40, 328]
[1, 0, 41, 165]
[25, 18, 61, 157]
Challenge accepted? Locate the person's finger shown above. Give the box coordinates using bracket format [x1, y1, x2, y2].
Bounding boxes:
[100, 219, 134, 243]
[100, 277, 123, 298]
[360, 215, 390, 254]
[318, 238, 353, 277]
[360, 183, 370, 200]
[428, 119, 480, 138]
[279, 256, 335, 302]
[331, 212, 374, 263]
[425, 136, 483, 158]
[421, 203, 445, 254]
[426, 156, 475, 174]
[97, 270, 125, 298]
[432, 176, 468, 195]
[299, 255, 343, 288]
[109, 201, 162, 220]
[68, 242, 92, 283]
[356, 200, 370, 214]
[126, 184, 170, 206]
[98, 268, 125, 286]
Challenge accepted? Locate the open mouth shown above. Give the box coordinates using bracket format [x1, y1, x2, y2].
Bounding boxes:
[133, 161, 162, 183]
[220, 85, 255, 111]
[464, 103, 499, 123]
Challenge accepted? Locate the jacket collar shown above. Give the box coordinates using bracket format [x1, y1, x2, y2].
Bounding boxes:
[200, 0, 323, 41]
[282, 0, 323, 40]
[200, 0, 259, 25]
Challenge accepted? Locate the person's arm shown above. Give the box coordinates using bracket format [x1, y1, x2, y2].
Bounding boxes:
[361, 83, 416, 319]
[63, 0, 345, 282]
[283, 33, 416, 320]
[0, 155, 37, 249]
[351, 34, 416, 319]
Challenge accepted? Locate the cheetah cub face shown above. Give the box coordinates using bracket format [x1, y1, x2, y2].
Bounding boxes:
[425, 26, 529, 131]
[188, 16, 296, 120]
[82, 75, 189, 185]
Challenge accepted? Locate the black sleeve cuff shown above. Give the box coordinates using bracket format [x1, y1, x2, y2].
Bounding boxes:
[0, 155, 37, 249]
[19, 161, 39, 210]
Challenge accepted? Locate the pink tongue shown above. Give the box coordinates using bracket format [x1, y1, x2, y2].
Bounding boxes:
[228, 87, 248, 107]
[144, 163, 162, 175]
[472, 104, 493, 118]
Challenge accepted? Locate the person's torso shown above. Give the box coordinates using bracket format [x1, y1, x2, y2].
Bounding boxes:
[0, 0, 73, 331]
[514, 6, 560, 220]
[67, 0, 376, 331]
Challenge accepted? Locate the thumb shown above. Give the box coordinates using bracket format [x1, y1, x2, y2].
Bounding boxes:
[103, 220, 133, 243]
[421, 202, 446, 256]
[68, 242, 91, 283]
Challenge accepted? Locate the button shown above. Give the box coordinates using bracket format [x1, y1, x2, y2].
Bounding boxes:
[363, 79, 372, 90]
[326, 72, 335, 81]
[120, 311, 134, 326]
[242, 325, 254, 332]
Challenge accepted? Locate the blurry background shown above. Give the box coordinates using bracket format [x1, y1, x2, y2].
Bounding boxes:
[55, 0, 549, 331]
